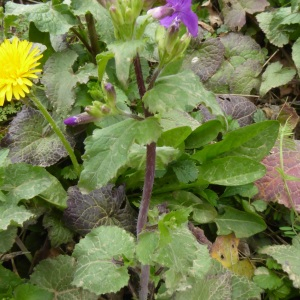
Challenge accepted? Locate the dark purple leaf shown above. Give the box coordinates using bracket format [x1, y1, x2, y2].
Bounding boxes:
[1, 106, 74, 167]
[63, 184, 137, 235]
[199, 95, 257, 126]
[183, 39, 225, 81]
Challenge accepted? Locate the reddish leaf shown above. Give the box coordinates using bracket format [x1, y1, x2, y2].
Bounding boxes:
[255, 141, 300, 212]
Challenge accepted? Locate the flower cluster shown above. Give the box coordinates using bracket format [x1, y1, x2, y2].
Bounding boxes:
[0, 38, 43, 106]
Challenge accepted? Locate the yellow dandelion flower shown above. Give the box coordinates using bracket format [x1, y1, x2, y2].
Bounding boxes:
[0, 38, 43, 106]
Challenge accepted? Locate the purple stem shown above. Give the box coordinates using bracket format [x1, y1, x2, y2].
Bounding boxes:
[133, 54, 158, 300]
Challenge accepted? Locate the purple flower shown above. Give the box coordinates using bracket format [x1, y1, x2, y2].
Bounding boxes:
[148, 0, 198, 37]
[64, 113, 97, 126]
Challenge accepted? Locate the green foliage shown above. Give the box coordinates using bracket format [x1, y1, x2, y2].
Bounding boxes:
[72, 226, 135, 295]
[215, 207, 267, 238]
[5, 1, 78, 35]
[0, 101, 22, 122]
[79, 117, 162, 191]
[260, 62, 296, 96]
[30, 255, 97, 299]
[260, 235, 300, 288]
[1, 0, 299, 298]
[41, 50, 97, 117]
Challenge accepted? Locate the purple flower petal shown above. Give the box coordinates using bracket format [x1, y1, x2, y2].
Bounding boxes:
[64, 116, 78, 126]
[179, 10, 198, 37]
[153, 0, 198, 37]
[160, 14, 178, 28]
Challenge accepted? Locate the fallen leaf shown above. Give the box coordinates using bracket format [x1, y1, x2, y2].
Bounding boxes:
[210, 233, 239, 268]
[210, 233, 255, 278]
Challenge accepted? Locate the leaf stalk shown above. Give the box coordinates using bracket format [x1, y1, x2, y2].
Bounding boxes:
[29, 92, 81, 176]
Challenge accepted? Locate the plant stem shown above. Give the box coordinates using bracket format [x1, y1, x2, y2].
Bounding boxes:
[85, 13, 100, 59]
[71, 27, 93, 56]
[15, 236, 32, 263]
[29, 93, 81, 176]
[134, 54, 158, 300]
[137, 141, 156, 234]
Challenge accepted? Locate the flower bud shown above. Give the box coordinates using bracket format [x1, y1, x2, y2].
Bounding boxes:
[85, 101, 105, 118]
[131, 0, 143, 19]
[147, 6, 174, 19]
[64, 112, 98, 126]
[165, 22, 180, 54]
[173, 33, 191, 57]
[104, 82, 116, 104]
[124, 7, 134, 24]
[109, 5, 124, 27]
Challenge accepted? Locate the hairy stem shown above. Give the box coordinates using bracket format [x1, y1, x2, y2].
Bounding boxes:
[134, 54, 158, 300]
[30, 93, 81, 176]
[85, 13, 100, 59]
[71, 28, 94, 57]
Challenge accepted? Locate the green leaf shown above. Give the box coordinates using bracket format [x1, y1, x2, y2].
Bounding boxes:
[79, 118, 161, 191]
[38, 174, 68, 209]
[192, 203, 218, 224]
[221, 183, 258, 198]
[292, 38, 300, 77]
[185, 120, 222, 149]
[260, 62, 296, 97]
[229, 60, 262, 94]
[1, 162, 67, 208]
[157, 126, 192, 148]
[256, 7, 300, 47]
[0, 202, 34, 230]
[193, 121, 279, 163]
[1, 163, 54, 203]
[30, 255, 97, 299]
[160, 110, 201, 131]
[173, 260, 262, 300]
[0, 265, 23, 298]
[63, 184, 137, 235]
[137, 224, 211, 297]
[143, 70, 224, 118]
[0, 226, 17, 253]
[253, 267, 283, 290]
[108, 40, 145, 86]
[127, 145, 180, 171]
[136, 231, 159, 265]
[41, 50, 97, 116]
[259, 235, 300, 288]
[251, 200, 268, 212]
[43, 213, 74, 247]
[14, 284, 53, 300]
[3, 106, 75, 167]
[72, 226, 135, 295]
[172, 160, 199, 183]
[29, 22, 55, 65]
[71, 0, 114, 44]
[198, 156, 266, 186]
[215, 207, 267, 238]
[5, 2, 77, 35]
[0, 149, 9, 167]
[96, 51, 115, 82]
